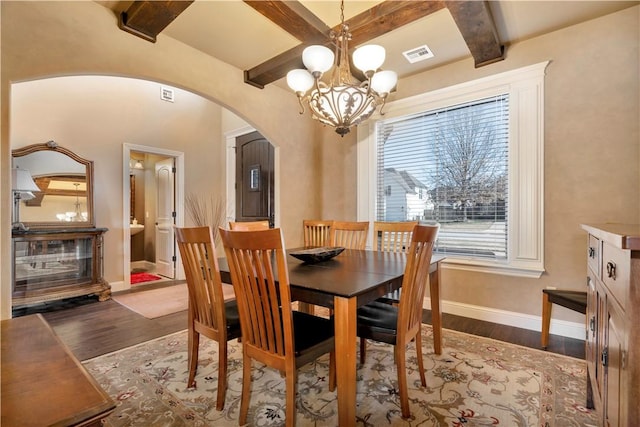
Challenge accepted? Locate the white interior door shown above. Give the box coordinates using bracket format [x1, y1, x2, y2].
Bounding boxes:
[155, 158, 175, 278]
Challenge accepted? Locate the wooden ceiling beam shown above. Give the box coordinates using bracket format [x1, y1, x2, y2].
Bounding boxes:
[244, 0, 331, 43]
[244, 1, 446, 89]
[344, 1, 444, 46]
[115, 0, 504, 88]
[444, 1, 504, 67]
[118, 0, 194, 43]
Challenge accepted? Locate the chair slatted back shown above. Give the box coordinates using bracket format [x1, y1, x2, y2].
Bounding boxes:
[220, 227, 336, 425]
[219, 228, 293, 368]
[373, 221, 418, 253]
[176, 226, 239, 409]
[176, 226, 227, 337]
[228, 220, 270, 231]
[330, 221, 369, 249]
[397, 224, 439, 342]
[303, 220, 334, 247]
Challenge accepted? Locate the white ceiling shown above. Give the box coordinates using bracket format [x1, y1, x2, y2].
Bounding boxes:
[100, 1, 637, 85]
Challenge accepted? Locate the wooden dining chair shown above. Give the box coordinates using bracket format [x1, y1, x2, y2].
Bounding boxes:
[228, 220, 269, 231]
[301, 219, 335, 315]
[303, 219, 334, 246]
[356, 224, 439, 419]
[372, 221, 419, 304]
[329, 220, 369, 249]
[373, 221, 418, 253]
[360, 221, 419, 360]
[175, 226, 240, 411]
[219, 227, 336, 427]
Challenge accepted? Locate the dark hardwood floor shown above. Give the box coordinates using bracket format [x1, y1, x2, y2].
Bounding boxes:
[15, 281, 585, 362]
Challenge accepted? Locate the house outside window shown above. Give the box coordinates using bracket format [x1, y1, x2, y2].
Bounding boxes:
[381, 168, 433, 221]
[357, 62, 548, 277]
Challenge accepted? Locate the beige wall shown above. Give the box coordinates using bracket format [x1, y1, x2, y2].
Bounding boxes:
[1, 1, 638, 328]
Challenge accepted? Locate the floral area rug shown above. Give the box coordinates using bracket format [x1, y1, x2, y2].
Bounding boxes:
[83, 325, 597, 427]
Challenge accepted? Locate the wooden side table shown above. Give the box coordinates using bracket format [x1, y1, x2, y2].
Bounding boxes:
[1, 314, 115, 426]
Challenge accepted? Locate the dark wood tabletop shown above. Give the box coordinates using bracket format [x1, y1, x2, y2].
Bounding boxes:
[220, 248, 443, 308]
[1, 313, 115, 427]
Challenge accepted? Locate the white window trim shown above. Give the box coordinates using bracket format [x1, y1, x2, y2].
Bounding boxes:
[357, 61, 549, 278]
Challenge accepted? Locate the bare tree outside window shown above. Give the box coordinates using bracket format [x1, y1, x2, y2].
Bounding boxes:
[430, 103, 507, 223]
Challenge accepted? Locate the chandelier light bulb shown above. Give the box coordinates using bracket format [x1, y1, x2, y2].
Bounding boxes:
[370, 70, 398, 95]
[286, 69, 314, 94]
[302, 45, 334, 74]
[352, 45, 386, 74]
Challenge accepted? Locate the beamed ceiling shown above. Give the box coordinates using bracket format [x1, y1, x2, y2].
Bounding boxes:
[102, 0, 637, 89]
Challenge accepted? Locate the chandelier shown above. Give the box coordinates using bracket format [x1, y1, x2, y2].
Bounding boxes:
[286, 0, 397, 136]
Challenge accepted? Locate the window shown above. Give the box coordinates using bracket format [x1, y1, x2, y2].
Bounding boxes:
[357, 62, 548, 277]
[377, 95, 509, 259]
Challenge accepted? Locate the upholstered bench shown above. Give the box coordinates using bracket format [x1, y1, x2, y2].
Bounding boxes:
[541, 289, 587, 349]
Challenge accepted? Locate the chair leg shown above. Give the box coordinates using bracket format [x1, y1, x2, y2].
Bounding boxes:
[215, 340, 228, 411]
[415, 331, 426, 387]
[395, 344, 411, 419]
[329, 351, 336, 392]
[285, 366, 297, 427]
[187, 327, 199, 388]
[239, 353, 252, 426]
[541, 292, 552, 349]
[359, 338, 367, 365]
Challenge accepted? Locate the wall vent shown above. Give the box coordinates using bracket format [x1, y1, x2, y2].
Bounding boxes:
[402, 44, 434, 64]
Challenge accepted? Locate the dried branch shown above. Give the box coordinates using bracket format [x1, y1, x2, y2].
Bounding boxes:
[185, 193, 226, 243]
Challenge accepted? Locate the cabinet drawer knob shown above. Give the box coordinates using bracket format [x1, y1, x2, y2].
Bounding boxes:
[606, 261, 616, 279]
[588, 247, 596, 258]
[589, 316, 596, 332]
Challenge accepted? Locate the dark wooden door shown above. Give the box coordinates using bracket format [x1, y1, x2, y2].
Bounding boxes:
[235, 131, 274, 226]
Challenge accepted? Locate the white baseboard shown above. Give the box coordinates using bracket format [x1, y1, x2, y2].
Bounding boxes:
[424, 297, 586, 341]
[110, 280, 127, 293]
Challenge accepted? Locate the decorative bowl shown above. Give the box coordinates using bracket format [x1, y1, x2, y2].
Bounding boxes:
[289, 246, 345, 264]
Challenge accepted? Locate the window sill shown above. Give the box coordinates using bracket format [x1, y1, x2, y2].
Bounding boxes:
[439, 257, 544, 278]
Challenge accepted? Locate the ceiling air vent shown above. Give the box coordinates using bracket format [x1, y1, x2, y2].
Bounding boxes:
[402, 44, 434, 64]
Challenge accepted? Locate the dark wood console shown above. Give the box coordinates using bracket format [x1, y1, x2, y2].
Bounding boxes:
[11, 228, 110, 307]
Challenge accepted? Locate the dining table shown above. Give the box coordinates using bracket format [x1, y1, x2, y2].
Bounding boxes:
[218, 248, 445, 427]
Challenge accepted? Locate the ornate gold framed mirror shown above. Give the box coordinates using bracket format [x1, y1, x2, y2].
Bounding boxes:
[12, 141, 95, 228]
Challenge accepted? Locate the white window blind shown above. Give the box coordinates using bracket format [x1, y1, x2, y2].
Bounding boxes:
[376, 94, 509, 260]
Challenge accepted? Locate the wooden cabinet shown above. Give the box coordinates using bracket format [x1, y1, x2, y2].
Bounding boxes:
[581, 223, 639, 427]
[11, 228, 110, 307]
